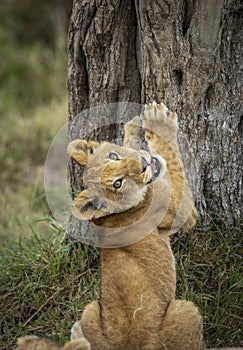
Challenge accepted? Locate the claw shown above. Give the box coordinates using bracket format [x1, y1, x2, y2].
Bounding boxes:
[169, 112, 178, 122]
[152, 101, 157, 107]
[158, 102, 169, 116]
[159, 102, 166, 108]
[159, 102, 167, 109]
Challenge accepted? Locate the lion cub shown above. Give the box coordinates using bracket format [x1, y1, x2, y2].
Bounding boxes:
[16, 102, 203, 350]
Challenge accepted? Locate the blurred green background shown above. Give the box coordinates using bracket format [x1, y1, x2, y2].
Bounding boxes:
[0, 0, 72, 244]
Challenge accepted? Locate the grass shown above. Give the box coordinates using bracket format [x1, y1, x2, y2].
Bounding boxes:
[0, 22, 242, 350]
[173, 218, 243, 348]
[0, 222, 100, 350]
[0, 218, 242, 349]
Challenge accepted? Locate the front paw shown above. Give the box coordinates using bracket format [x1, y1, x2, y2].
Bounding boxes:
[142, 101, 178, 143]
[124, 115, 143, 149]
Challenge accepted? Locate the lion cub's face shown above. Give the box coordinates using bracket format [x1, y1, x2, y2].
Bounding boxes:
[68, 140, 166, 220]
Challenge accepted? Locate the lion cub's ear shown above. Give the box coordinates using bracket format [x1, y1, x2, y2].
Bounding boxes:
[67, 139, 100, 166]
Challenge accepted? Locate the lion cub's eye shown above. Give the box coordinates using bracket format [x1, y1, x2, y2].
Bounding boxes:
[113, 179, 123, 189]
[109, 152, 119, 160]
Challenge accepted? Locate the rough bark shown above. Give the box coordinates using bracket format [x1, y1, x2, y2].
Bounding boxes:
[67, 0, 242, 239]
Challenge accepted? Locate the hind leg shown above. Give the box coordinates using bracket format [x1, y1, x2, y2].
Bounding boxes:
[159, 300, 203, 350]
[71, 301, 108, 350]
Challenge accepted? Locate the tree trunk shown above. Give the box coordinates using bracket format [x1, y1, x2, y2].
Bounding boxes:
[67, 0, 242, 240]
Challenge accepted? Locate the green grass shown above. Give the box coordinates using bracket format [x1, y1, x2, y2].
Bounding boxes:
[173, 217, 243, 348]
[0, 20, 242, 350]
[0, 222, 100, 350]
[0, 218, 242, 349]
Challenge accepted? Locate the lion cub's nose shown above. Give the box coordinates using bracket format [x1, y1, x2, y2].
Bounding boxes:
[141, 157, 148, 172]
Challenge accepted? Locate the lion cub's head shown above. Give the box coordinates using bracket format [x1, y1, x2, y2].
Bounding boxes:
[68, 140, 166, 221]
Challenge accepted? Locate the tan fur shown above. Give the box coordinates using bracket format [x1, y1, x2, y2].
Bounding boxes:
[16, 335, 90, 350]
[16, 102, 203, 350]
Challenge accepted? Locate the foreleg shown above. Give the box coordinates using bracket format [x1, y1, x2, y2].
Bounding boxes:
[124, 116, 143, 150]
[142, 102, 197, 232]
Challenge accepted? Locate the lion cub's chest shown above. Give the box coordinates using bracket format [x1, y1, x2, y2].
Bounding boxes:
[100, 234, 176, 330]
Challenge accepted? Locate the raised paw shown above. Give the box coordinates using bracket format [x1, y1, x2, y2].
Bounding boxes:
[143, 101, 177, 125]
[142, 101, 178, 145]
[124, 115, 143, 150]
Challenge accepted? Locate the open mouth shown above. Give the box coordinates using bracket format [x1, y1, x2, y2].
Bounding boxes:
[146, 156, 161, 184]
[151, 157, 161, 177]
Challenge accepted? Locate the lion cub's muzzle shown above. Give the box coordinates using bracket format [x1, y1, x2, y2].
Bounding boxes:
[141, 155, 167, 185]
